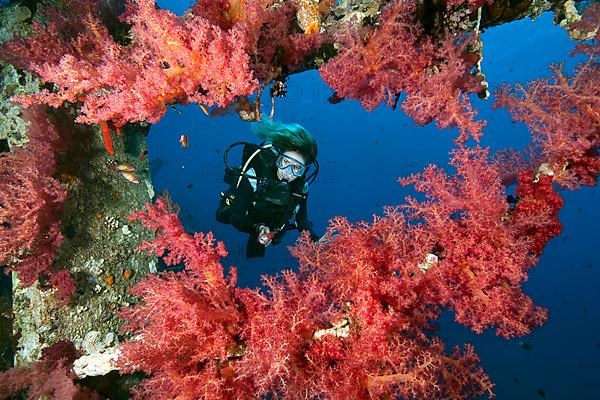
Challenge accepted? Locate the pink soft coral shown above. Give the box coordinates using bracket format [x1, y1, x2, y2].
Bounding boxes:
[2, 0, 258, 129]
[120, 197, 494, 399]
[1, 0, 327, 134]
[494, 40, 599, 188]
[398, 147, 551, 337]
[119, 198, 250, 400]
[0, 341, 97, 399]
[119, 141, 572, 397]
[0, 107, 74, 303]
[319, 0, 485, 142]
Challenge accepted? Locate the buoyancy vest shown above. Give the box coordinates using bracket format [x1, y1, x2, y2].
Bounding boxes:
[216, 142, 308, 231]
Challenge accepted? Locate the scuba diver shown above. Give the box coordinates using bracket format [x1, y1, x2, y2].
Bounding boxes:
[216, 119, 320, 258]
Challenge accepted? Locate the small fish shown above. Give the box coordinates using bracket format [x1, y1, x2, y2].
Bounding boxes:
[179, 134, 189, 148]
[114, 163, 136, 172]
[327, 93, 343, 104]
[537, 388, 546, 398]
[120, 170, 140, 183]
[169, 105, 183, 114]
[519, 341, 533, 351]
[198, 103, 209, 116]
[186, 183, 193, 189]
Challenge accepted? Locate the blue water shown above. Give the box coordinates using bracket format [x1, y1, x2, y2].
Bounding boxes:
[148, 6, 599, 400]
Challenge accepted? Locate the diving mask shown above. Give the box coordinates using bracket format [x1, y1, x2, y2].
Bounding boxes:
[275, 153, 307, 177]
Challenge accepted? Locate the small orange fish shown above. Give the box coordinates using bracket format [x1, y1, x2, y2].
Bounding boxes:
[179, 134, 189, 148]
[114, 163, 135, 172]
[120, 170, 140, 183]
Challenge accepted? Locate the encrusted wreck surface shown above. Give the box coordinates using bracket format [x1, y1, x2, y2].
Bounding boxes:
[12, 119, 157, 365]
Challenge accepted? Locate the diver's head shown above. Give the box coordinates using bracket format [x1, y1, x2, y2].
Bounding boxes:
[275, 150, 306, 182]
[251, 118, 318, 167]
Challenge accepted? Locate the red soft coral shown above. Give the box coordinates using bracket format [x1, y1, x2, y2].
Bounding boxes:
[0, 341, 97, 400]
[0, 106, 74, 303]
[319, 0, 428, 111]
[399, 146, 550, 337]
[1, 0, 258, 130]
[122, 138, 574, 396]
[319, 0, 485, 142]
[494, 49, 599, 188]
[2, 0, 326, 136]
[193, 0, 327, 81]
[510, 172, 563, 256]
[119, 198, 252, 400]
[121, 195, 495, 399]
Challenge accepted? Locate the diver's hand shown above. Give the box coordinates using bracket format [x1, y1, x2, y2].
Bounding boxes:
[257, 225, 273, 246]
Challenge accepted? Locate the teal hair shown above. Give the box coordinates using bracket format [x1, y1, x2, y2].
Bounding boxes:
[251, 119, 318, 165]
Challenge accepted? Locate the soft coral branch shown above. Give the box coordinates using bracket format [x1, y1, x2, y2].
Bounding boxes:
[494, 44, 599, 188]
[1, 0, 258, 129]
[120, 198, 249, 399]
[0, 106, 74, 303]
[0, 341, 97, 399]
[121, 196, 495, 399]
[1, 0, 327, 136]
[399, 146, 551, 337]
[319, 0, 485, 142]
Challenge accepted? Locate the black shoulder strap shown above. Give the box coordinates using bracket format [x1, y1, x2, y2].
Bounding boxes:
[229, 141, 277, 191]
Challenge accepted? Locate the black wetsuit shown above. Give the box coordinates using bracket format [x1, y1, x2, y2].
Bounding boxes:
[226, 150, 319, 258]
